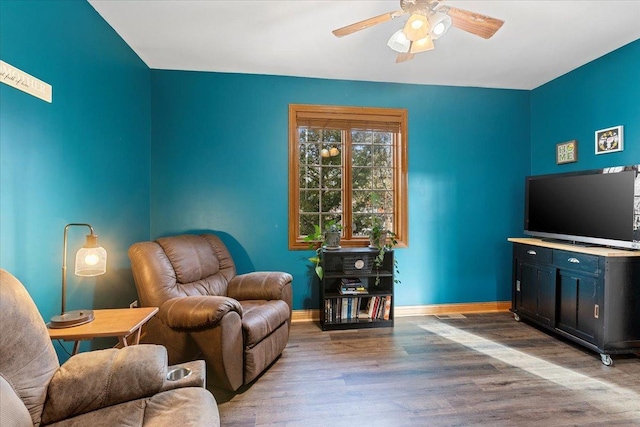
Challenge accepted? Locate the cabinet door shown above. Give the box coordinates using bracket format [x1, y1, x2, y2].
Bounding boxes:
[557, 271, 600, 344]
[516, 261, 556, 328]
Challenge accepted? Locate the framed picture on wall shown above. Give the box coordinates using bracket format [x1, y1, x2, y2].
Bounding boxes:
[556, 140, 578, 164]
[595, 125, 624, 155]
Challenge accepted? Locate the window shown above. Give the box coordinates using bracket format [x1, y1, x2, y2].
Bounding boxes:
[289, 104, 408, 249]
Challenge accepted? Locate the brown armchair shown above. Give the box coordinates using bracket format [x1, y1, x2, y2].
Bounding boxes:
[128, 233, 293, 391]
[0, 269, 219, 427]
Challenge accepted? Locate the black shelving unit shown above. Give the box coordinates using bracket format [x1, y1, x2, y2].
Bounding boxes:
[320, 247, 394, 331]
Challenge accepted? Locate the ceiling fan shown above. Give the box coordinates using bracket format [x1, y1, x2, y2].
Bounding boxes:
[332, 0, 504, 63]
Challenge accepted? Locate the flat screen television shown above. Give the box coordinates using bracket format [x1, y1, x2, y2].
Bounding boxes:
[524, 165, 640, 250]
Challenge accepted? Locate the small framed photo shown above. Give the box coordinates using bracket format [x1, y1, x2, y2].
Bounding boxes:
[595, 125, 624, 155]
[556, 140, 578, 164]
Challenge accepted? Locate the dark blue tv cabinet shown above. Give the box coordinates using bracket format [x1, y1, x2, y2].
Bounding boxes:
[509, 237, 640, 366]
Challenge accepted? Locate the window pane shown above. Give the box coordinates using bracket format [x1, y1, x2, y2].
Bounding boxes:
[299, 143, 320, 166]
[322, 166, 342, 189]
[352, 166, 372, 189]
[299, 190, 319, 213]
[299, 214, 319, 237]
[351, 190, 370, 213]
[373, 167, 393, 190]
[373, 145, 392, 167]
[352, 143, 372, 162]
[322, 130, 341, 142]
[373, 132, 392, 145]
[321, 190, 342, 215]
[299, 166, 320, 189]
[321, 152, 341, 166]
[381, 191, 394, 215]
[299, 128, 321, 142]
[352, 213, 370, 236]
[370, 191, 394, 213]
[352, 130, 372, 144]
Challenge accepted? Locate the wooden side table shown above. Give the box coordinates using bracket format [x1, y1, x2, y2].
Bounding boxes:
[48, 307, 158, 355]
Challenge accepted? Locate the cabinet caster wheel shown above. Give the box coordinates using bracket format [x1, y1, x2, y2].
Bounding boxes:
[600, 353, 613, 366]
[513, 313, 521, 322]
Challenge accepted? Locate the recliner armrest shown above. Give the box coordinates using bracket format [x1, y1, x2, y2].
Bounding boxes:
[42, 345, 167, 424]
[228, 271, 293, 301]
[158, 295, 243, 329]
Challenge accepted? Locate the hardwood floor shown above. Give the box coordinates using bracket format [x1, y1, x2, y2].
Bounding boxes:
[215, 313, 640, 426]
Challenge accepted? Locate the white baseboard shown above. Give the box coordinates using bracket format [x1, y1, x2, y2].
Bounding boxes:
[291, 301, 511, 322]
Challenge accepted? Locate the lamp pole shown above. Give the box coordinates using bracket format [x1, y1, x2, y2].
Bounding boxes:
[50, 223, 107, 329]
[61, 223, 95, 314]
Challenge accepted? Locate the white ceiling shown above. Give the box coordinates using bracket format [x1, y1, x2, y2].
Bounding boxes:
[88, 0, 640, 90]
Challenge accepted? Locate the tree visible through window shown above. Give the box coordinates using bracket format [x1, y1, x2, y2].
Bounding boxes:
[289, 105, 408, 249]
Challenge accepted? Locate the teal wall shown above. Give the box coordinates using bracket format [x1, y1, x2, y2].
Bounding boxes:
[531, 39, 640, 174]
[3, 2, 637, 351]
[0, 1, 151, 355]
[150, 71, 531, 309]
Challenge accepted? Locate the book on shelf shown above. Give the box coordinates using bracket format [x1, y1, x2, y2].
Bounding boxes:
[339, 286, 367, 295]
[324, 297, 361, 323]
[363, 295, 392, 320]
[366, 296, 379, 319]
[339, 278, 367, 295]
[376, 296, 385, 319]
[383, 295, 391, 320]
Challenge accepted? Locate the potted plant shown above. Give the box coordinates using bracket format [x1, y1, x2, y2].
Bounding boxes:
[324, 220, 342, 249]
[368, 215, 388, 249]
[366, 214, 399, 286]
[303, 220, 343, 279]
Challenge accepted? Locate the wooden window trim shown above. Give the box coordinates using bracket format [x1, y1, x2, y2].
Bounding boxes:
[289, 104, 408, 250]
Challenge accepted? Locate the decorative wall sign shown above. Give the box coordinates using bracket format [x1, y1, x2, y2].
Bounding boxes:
[0, 60, 52, 103]
[556, 140, 578, 164]
[595, 125, 623, 155]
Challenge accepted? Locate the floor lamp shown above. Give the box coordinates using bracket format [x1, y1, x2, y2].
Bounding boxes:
[49, 223, 107, 329]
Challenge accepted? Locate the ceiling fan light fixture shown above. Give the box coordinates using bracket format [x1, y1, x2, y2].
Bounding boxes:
[403, 13, 430, 42]
[429, 12, 452, 39]
[409, 35, 435, 54]
[387, 29, 410, 53]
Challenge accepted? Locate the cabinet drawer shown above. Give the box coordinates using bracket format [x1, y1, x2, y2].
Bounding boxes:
[553, 250, 600, 274]
[516, 244, 552, 264]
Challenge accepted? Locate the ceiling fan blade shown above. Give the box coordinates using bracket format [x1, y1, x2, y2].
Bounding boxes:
[332, 10, 404, 38]
[396, 53, 415, 63]
[446, 7, 504, 39]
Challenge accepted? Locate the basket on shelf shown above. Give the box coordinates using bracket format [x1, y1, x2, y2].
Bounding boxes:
[342, 254, 374, 275]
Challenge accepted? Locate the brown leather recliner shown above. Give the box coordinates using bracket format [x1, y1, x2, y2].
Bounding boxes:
[128, 233, 293, 391]
[0, 269, 219, 427]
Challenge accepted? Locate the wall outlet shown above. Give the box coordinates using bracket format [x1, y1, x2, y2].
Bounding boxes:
[129, 300, 138, 309]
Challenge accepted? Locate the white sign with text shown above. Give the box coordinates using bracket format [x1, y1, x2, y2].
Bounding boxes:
[0, 60, 52, 103]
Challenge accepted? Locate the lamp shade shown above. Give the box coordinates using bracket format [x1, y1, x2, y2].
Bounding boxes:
[387, 29, 410, 53]
[403, 13, 430, 42]
[429, 12, 452, 40]
[409, 35, 435, 54]
[75, 244, 107, 276]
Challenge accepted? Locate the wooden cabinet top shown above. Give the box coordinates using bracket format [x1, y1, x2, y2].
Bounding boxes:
[508, 238, 640, 258]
